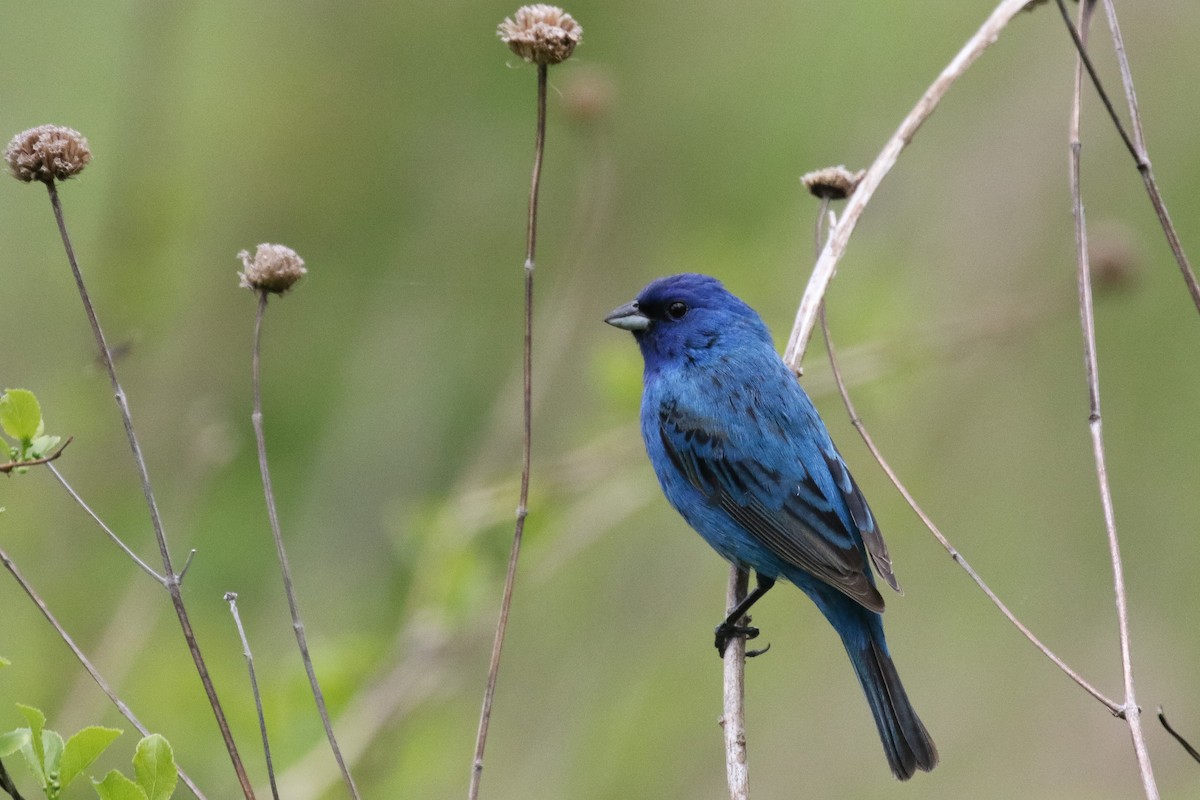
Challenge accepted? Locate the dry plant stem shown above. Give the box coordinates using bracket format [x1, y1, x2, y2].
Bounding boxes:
[0, 757, 27, 800]
[0, 544, 209, 800]
[721, 566, 750, 800]
[251, 293, 359, 800]
[468, 60, 546, 800]
[816, 309, 1119, 712]
[1068, 4, 1158, 796]
[1053, 0, 1200, 313]
[783, 0, 1032, 370]
[43, 181, 255, 800]
[807, 180, 1118, 710]
[225, 594, 280, 800]
[1158, 709, 1200, 764]
[46, 463, 166, 585]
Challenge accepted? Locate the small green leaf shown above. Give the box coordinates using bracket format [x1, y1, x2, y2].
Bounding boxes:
[16, 704, 46, 770]
[44, 728, 65, 784]
[93, 770, 149, 800]
[0, 655, 10, 667]
[0, 728, 29, 757]
[132, 735, 175, 800]
[61, 727, 122, 790]
[0, 390, 43, 443]
[28, 435, 60, 459]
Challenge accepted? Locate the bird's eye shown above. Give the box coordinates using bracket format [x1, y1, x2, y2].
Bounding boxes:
[667, 301, 688, 320]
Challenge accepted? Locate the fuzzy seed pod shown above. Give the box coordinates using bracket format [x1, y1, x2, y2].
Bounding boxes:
[498, 5, 582, 65]
[801, 165, 865, 201]
[238, 244, 307, 295]
[5, 125, 92, 183]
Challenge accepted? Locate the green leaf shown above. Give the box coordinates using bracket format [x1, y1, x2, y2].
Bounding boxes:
[0, 390, 43, 443]
[61, 727, 122, 790]
[16, 704, 46, 770]
[0, 655, 10, 667]
[132, 735, 175, 800]
[28, 435, 60, 460]
[0, 728, 29, 757]
[93, 770, 149, 800]
[44, 728, 65, 791]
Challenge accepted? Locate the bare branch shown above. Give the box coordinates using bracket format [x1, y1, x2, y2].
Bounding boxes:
[45, 463, 166, 586]
[1066, 3, 1159, 796]
[1053, 0, 1200, 314]
[1158, 708, 1200, 765]
[0, 545, 209, 800]
[43, 179, 255, 799]
[251, 291, 359, 799]
[816, 307, 1119, 712]
[225, 593, 281, 800]
[721, 566, 751, 800]
[783, 0, 1034, 369]
[470, 60, 548, 800]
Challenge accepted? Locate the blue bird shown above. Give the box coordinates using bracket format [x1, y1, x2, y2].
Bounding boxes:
[605, 273, 937, 780]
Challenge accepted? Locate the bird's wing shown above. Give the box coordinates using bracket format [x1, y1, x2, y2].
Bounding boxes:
[658, 404, 885, 612]
[821, 449, 900, 594]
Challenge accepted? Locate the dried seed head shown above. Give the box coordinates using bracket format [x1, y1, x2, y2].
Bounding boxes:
[5, 125, 92, 183]
[237, 244, 307, 295]
[498, 5, 582, 65]
[801, 165, 864, 201]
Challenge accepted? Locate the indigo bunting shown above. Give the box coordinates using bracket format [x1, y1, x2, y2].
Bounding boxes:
[605, 273, 937, 780]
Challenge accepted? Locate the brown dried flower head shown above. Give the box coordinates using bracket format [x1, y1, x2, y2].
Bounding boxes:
[5, 125, 92, 183]
[801, 165, 865, 201]
[498, 5, 582, 65]
[238, 243, 307, 295]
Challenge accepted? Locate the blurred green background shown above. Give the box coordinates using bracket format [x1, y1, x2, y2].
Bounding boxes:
[4, 1, 1200, 798]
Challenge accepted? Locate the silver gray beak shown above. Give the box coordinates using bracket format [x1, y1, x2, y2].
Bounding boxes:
[604, 301, 651, 332]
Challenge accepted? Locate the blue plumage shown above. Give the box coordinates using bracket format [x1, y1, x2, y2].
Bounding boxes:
[605, 273, 937, 780]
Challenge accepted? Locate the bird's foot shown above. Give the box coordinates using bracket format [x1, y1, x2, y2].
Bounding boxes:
[715, 619, 768, 657]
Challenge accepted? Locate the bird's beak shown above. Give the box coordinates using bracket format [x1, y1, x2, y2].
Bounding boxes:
[604, 301, 651, 332]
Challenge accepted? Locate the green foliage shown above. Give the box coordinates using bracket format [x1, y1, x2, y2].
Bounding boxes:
[0, 729, 30, 758]
[88, 735, 177, 800]
[91, 772, 145, 800]
[61, 729, 123, 792]
[0, 390, 43, 443]
[0, 702, 151, 800]
[129, 736, 174, 800]
[0, 389, 61, 469]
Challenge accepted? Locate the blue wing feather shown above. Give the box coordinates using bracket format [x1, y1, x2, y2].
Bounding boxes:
[655, 393, 886, 612]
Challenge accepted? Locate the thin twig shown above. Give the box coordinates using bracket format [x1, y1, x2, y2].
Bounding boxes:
[1158, 708, 1200, 765]
[45, 463, 166, 585]
[721, 566, 750, 800]
[251, 292, 359, 799]
[225, 593, 281, 800]
[0, 544, 208, 800]
[783, 0, 1033, 369]
[1052, 0, 1200, 313]
[469, 60, 547, 800]
[0, 437, 72, 475]
[1066, 5, 1158, 797]
[816, 308, 1119, 712]
[43, 180, 255, 799]
[807, 181, 1119, 711]
[0, 757, 27, 800]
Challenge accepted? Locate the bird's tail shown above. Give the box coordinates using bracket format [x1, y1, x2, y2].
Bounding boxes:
[841, 615, 938, 780]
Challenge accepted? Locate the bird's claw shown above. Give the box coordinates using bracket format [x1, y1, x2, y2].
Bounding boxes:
[714, 620, 760, 657]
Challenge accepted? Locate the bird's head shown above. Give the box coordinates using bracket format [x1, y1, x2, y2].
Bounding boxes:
[604, 273, 773, 370]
